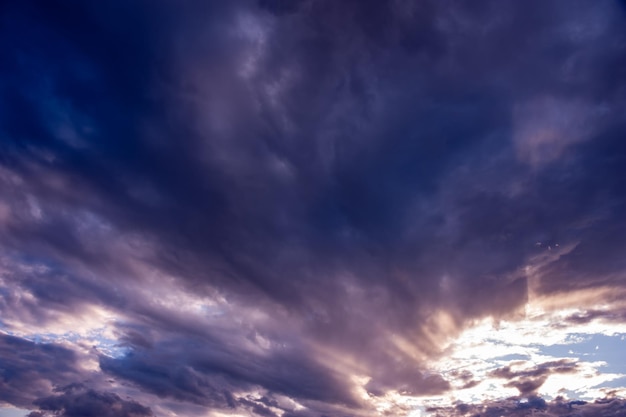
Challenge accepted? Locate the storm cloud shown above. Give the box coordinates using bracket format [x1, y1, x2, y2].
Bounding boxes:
[1, 0, 626, 416]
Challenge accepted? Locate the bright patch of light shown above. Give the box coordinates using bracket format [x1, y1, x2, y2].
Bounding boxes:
[429, 301, 626, 406]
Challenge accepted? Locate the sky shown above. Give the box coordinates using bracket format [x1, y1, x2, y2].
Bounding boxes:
[1, 1, 626, 416]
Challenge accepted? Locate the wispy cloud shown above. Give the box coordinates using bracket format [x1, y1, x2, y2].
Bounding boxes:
[1, 1, 626, 416]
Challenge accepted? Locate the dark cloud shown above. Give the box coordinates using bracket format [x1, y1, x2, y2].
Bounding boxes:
[29, 386, 152, 417]
[0, 334, 84, 408]
[428, 396, 626, 417]
[490, 360, 579, 380]
[1, 0, 626, 415]
[0, 334, 153, 416]
[565, 309, 626, 325]
[99, 336, 359, 408]
[489, 360, 579, 395]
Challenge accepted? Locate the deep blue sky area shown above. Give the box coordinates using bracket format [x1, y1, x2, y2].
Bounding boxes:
[1, 1, 626, 417]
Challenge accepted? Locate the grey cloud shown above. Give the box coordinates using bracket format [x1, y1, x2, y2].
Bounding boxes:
[1, 0, 626, 415]
[505, 377, 548, 396]
[99, 336, 360, 408]
[489, 360, 579, 395]
[565, 309, 626, 325]
[365, 366, 451, 397]
[29, 386, 152, 417]
[490, 360, 579, 380]
[0, 334, 84, 408]
[428, 396, 626, 417]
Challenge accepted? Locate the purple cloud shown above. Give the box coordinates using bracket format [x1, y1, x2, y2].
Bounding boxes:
[1, 0, 626, 416]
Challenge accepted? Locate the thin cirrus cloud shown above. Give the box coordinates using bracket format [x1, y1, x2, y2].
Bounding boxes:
[1, 0, 626, 416]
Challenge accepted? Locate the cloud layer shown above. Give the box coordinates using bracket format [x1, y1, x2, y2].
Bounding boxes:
[1, 1, 626, 416]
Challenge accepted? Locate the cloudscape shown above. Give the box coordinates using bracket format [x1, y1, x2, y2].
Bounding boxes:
[1, 1, 626, 416]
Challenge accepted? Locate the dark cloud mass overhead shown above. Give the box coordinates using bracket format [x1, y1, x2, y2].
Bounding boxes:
[1, 1, 626, 416]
